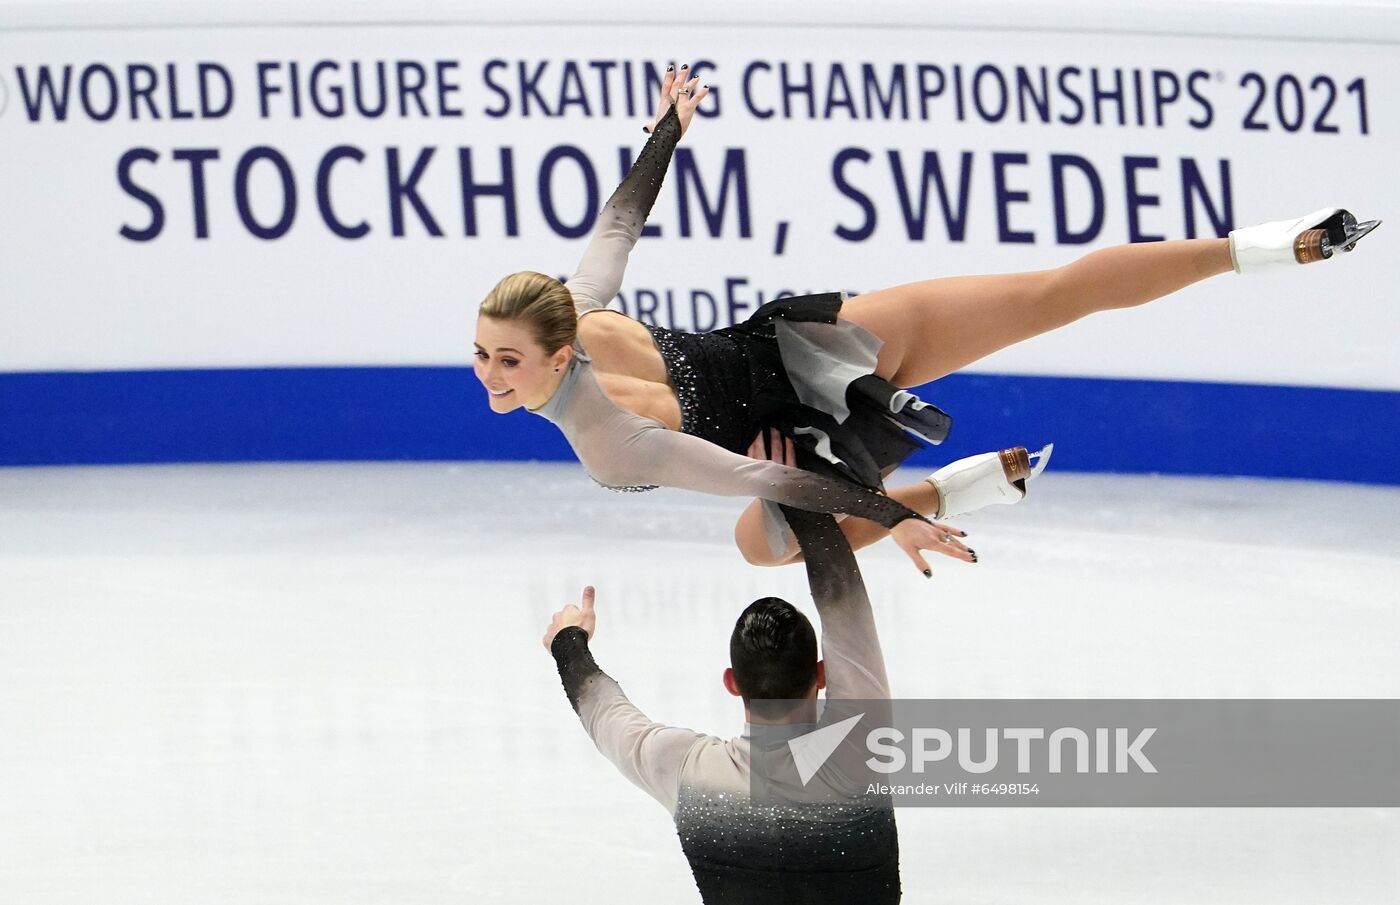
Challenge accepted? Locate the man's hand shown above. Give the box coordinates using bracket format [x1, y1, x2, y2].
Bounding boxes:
[542, 586, 598, 651]
[644, 63, 710, 137]
[746, 426, 796, 467]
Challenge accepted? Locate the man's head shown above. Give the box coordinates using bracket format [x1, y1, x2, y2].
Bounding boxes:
[723, 597, 824, 720]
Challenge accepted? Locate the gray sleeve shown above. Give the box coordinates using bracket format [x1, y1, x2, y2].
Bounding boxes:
[618, 423, 926, 530]
[565, 106, 682, 315]
[782, 506, 890, 700]
[550, 627, 705, 815]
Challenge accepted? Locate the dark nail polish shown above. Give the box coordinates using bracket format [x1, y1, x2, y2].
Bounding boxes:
[641, 126, 649, 133]
[666, 65, 674, 71]
[681, 63, 689, 69]
[922, 569, 932, 578]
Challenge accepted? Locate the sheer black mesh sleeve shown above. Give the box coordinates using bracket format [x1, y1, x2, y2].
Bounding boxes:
[566, 105, 683, 314]
[782, 506, 870, 611]
[550, 626, 603, 712]
[781, 506, 891, 701]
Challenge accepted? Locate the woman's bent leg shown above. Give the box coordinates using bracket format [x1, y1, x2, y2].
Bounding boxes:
[734, 482, 942, 566]
[842, 238, 1233, 387]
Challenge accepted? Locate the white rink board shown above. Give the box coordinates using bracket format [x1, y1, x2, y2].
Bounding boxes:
[1, 2, 1398, 388]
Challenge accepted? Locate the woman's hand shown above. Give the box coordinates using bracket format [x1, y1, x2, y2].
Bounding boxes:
[746, 426, 975, 575]
[890, 517, 977, 577]
[644, 63, 709, 137]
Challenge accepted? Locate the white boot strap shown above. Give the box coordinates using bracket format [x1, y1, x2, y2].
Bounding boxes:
[925, 475, 946, 521]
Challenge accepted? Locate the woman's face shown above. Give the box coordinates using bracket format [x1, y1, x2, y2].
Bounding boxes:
[473, 316, 568, 413]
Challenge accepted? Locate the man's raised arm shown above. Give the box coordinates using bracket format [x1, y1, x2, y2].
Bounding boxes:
[779, 507, 891, 701]
[544, 587, 705, 814]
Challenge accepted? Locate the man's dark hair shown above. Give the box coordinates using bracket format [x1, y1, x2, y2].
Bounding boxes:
[729, 597, 818, 703]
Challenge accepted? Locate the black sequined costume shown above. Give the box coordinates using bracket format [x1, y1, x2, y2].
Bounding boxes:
[645, 292, 949, 492]
[533, 105, 951, 534]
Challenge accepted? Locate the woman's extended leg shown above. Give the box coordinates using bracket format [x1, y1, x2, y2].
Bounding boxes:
[841, 238, 1233, 387]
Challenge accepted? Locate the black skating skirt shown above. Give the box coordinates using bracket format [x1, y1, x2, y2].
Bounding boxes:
[645, 292, 950, 491]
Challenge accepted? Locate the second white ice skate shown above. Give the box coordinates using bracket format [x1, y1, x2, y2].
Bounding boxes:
[927, 444, 1053, 520]
[1228, 207, 1381, 274]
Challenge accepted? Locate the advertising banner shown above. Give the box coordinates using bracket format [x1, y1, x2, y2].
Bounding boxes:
[2, 3, 1397, 472]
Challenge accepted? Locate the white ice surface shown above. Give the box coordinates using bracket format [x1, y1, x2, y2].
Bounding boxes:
[1, 463, 1398, 904]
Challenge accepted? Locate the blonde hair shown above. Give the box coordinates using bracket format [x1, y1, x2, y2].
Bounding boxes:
[479, 271, 577, 352]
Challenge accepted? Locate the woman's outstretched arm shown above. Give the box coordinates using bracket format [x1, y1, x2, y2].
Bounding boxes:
[564, 66, 710, 315]
[601, 419, 969, 576]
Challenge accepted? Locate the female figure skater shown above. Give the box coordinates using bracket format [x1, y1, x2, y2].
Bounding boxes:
[472, 64, 1378, 577]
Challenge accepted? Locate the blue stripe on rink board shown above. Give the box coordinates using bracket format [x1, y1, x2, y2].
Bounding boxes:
[1, 367, 1397, 484]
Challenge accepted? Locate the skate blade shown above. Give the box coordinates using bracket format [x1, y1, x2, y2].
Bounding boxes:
[998, 443, 1053, 485]
[1339, 219, 1381, 253]
[1029, 443, 1054, 479]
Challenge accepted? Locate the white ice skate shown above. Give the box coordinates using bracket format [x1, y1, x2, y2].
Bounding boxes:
[1228, 207, 1381, 274]
[927, 444, 1053, 520]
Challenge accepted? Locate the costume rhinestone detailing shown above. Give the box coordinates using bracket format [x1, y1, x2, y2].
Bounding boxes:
[610, 105, 681, 231]
[676, 790, 900, 902]
[646, 325, 702, 436]
[594, 477, 659, 494]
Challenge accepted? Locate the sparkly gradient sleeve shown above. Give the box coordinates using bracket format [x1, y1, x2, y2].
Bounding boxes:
[612, 424, 927, 530]
[550, 626, 602, 711]
[565, 106, 682, 315]
[781, 507, 890, 700]
[550, 626, 707, 814]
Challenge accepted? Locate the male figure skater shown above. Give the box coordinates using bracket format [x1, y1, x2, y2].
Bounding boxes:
[542, 505, 899, 903]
